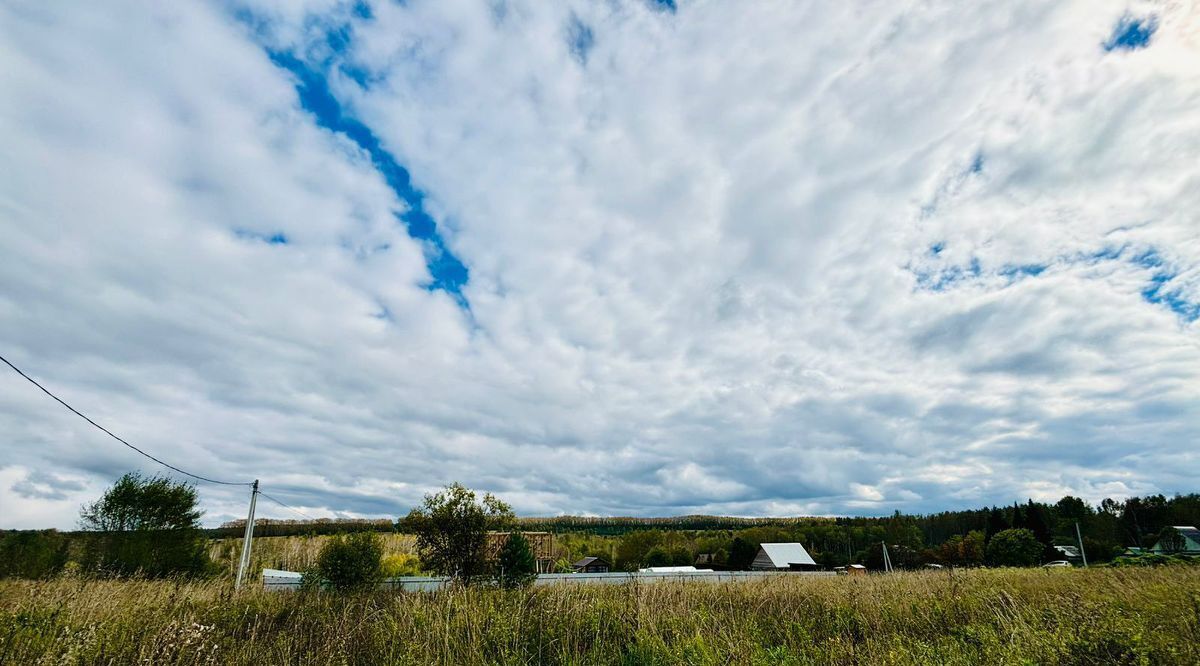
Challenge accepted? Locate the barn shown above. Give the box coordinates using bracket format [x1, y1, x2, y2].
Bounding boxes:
[749, 543, 818, 571]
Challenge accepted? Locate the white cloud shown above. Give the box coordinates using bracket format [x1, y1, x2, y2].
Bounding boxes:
[1, 0, 1198, 527]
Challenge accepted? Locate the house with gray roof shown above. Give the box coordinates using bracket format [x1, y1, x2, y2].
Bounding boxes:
[1150, 526, 1200, 554]
[749, 542, 817, 570]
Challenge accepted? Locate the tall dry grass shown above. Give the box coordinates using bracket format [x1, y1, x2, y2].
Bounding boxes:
[2, 567, 1198, 665]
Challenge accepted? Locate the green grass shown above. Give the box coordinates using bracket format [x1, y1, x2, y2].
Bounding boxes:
[2, 567, 1198, 665]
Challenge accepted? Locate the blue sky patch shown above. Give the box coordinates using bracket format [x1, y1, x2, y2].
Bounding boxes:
[267, 51, 470, 305]
[1133, 250, 1199, 321]
[236, 229, 289, 245]
[648, 0, 677, 12]
[912, 257, 981, 291]
[913, 245, 1198, 322]
[997, 263, 1046, 279]
[567, 15, 595, 65]
[1104, 14, 1157, 51]
[969, 152, 984, 174]
[1142, 276, 1200, 322]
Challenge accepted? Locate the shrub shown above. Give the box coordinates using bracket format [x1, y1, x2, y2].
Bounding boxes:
[0, 531, 70, 578]
[380, 553, 422, 578]
[1110, 553, 1200, 568]
[986, 528, 1042, 567]
[312, 532, 384, 591]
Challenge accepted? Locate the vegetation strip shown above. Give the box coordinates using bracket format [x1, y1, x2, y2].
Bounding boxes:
[3, 568, 1198, 665]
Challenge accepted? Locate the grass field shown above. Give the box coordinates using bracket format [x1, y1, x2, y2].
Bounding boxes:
[3, 567, 1199, 665]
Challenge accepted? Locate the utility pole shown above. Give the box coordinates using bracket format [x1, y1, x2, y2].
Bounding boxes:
[1075, 522, 1088, 568]
[235, 480, 259, 590]
[881, 541, 893, 573]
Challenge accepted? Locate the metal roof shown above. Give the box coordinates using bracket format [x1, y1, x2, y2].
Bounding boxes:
[1172, 526, 1200, 545]
[573, 556, 606, 567]
[759, 542, 817, 567]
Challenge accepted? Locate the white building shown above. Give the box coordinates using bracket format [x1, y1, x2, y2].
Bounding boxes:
[750, 543, 817, 570]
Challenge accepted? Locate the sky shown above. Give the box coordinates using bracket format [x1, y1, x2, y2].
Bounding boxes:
[1, 0, 1199, 529]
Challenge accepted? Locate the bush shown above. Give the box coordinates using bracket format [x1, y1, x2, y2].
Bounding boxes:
[0, 531, 70, 578]
[380, 553, 422, 578]
[986, 529, 1042, 567]
[312, 532, 383, 591]
[1110, 553, 1200, 568]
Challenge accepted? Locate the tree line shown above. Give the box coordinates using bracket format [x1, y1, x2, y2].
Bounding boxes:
[4, 472, 1199, 582]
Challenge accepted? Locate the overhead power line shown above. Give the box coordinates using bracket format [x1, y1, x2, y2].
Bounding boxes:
[0, 353, 253, 487]
[257, 491, 317, 521]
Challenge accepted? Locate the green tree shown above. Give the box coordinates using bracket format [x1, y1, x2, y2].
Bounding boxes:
[643, 546, 671, 568]
[615, 530, 665, 570]
[0, 530, 70, 578]
[960, 530, 986, 566]
[865, 542, 921, 570]
[495, 532, 537, 588]
[401, 483, 514, 584]
[985, 507, 1009, 542]
[727, 537, 757, 570]
[1081, 537, 1121, 563]
[1154, 527, 1186, 554]
[1055, 495, 1092, 523]
[986, 528, 1042, 567]
[311, 531, 384, 591]
[668, 545, 693, 566]
[1023, 501, 1059, 562]
[78, 472, 208, 578]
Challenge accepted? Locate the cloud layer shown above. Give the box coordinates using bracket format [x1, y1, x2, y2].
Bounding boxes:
[1, 0, 1198, 527]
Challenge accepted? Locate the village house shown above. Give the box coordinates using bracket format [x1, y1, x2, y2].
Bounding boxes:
[571, 556, 611, 573]
[1149, 526, 1200, 555]
[749, 542, 818, 571]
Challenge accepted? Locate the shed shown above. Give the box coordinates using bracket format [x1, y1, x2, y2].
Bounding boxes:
[847, 564, 867, 577]
[750, 543, 817, 571]
[572, 556, 611, 573]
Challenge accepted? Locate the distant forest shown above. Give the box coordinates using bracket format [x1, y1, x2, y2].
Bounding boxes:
[202, 493, 1200, 570]
[213, 493, 1200, 542]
